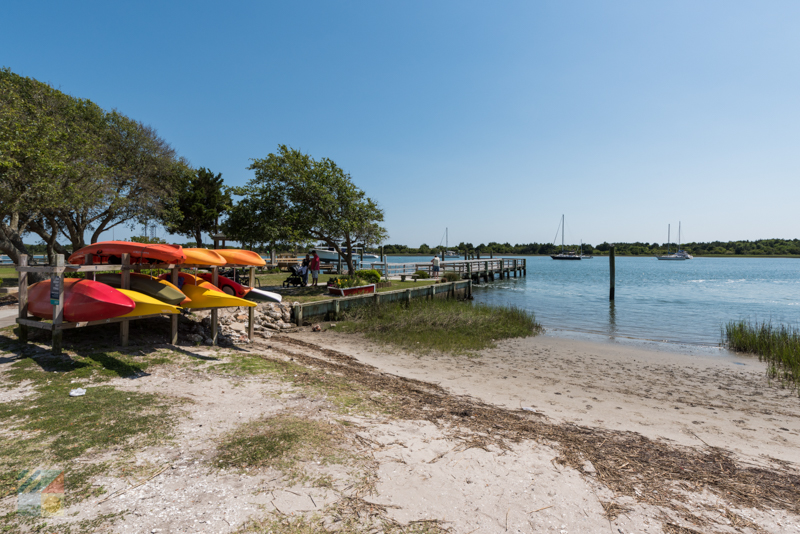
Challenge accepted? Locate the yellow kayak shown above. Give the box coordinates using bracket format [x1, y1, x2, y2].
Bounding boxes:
[179, 283, 257, 309]
[117, 289, 182, 318]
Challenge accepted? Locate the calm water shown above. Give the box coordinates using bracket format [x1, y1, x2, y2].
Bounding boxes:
[386, 255, 800, 345]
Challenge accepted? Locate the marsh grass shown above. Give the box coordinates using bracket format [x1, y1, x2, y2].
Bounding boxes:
[214, 415, 347, 475]
[337, 299, 542, 354]
[724, 320, 800, 392]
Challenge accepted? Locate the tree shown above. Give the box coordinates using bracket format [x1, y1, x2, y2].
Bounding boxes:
[164, 168, 231, 247]
[238, 146, 387, 273]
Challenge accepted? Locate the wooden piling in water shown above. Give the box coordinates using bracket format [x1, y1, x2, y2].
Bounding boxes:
[609, 245, 616, 301]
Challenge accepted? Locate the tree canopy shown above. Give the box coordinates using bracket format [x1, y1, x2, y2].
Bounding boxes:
[163, 167, 231, 247]
[229, 145, 387, 272]
[0, 68, 188, 265]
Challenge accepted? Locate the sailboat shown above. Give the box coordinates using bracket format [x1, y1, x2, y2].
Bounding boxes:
[443, 228, 459, 257]
[551, 215, 590, 260]
[656, 222, 693, 260]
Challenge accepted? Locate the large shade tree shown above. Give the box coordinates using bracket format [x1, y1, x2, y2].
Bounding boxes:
[1, 68, 188, 264]
[163, 167, 231, 247]
[230, 145, 387, 273]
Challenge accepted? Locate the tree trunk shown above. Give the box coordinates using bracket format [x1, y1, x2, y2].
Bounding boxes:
[195, 229, 203, 248]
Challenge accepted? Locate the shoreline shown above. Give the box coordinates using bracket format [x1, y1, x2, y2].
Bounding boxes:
[291, 328, 800, 465]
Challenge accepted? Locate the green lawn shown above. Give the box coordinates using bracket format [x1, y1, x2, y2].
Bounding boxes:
[254, 273, 438, 304]
[0, 266, 16, 287]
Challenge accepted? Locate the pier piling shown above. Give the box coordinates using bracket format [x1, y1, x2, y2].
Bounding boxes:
[609, 245, 616, 301]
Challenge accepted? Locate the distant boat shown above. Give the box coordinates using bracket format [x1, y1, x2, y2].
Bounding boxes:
[551, 215, 591, 260]
[656, 222, 693, 261]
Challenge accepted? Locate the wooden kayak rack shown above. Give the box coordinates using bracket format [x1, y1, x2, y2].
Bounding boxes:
[15, 254, 257, 355]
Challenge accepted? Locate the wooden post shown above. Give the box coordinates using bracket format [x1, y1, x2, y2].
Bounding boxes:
[294, 303, 303, 326]
[119, 254, 130, 347]
[17, 255, 28, 344]
[51, 254, 65, 355]
[430, 284, 435, 300]
[405, 288, 411, 305]
[609, 245, 616, 301]
[468, 278, 473, 299]
[211, 266, 219, 345]
[333, 299, 340, 320]
[248, 266, 255, 340]
[170, 267, 179, 344]
[380, 246, 384, 263]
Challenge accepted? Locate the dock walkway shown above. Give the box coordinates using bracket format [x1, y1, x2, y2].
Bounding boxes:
[368, 258, 526, 283]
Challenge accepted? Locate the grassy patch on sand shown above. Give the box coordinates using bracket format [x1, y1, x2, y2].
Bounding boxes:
[725, 320, 800, 392]
[0, 348, 179, 511]
[337, 299, 542, 354]
[214, 415, 347, 475]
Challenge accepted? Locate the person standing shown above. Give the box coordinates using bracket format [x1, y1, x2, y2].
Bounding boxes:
[301, 254, 310, 286]
[310, 250, 321, 286]
[431, 254, 440, 278]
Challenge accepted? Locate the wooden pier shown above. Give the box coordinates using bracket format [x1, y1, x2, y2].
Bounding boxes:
[368, 258, 526, 283]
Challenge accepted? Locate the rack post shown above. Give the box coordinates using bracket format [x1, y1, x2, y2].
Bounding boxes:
[211, 266, 219, 345]
[248, 266, 255, 340]
[170, 267, 179, 344]
[51, 255, 65, 355]
[120, 254, 130, 347]
[17, 255, 28, 344]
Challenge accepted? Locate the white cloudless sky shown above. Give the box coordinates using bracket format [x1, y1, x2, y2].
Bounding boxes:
[4, 1, 800, 247]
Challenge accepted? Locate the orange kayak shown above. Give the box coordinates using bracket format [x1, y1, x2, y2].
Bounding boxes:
[158, 271, 224, 293]
[214, 249, 266, 266]
[182, 248, 227, 266]
[68, 241, 186, 265]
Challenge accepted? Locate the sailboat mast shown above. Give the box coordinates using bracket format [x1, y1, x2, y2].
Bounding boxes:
[678, 222, 681, 250]
[667, 224, 671, 254]
[446, 228, 448, 250]
[561, 214, 565, 252]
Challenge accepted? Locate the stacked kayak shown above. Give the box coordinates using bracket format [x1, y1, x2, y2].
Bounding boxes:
[95, 273, 188, 306]
[214, 249, 266, 266]
[68, 241, 186, 265]
[158, 272, 255, 309]
[116, 289, 181, 318]
[182, 248, 227, 266]
[28, 279, 135, 322]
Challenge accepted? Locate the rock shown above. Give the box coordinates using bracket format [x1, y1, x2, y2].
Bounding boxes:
[204, 337, 213, 345]
[280, 322, 294, 329]
[186, 333, 203, 343]
[230, 323, 246, 332]
[235, 314, 247, 321]
[312, 324, 321, 332]
[263, 323, 281, 331]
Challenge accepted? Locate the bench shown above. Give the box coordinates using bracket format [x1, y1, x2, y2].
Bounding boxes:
[400, 274, 421, 282]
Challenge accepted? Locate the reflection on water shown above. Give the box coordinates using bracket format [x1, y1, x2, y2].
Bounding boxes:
[608, 301, 617, 338]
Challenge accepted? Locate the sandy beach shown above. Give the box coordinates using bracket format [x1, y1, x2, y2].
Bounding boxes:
[2, 323, 798, 533]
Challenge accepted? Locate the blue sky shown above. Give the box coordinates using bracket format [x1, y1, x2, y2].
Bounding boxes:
[4, 1, 800, 247]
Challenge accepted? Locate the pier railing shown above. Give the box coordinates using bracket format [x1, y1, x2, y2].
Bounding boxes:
[368, 258, 526, 280]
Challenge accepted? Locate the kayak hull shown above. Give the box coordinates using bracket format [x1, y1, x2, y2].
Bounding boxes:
[182, 248, 228, 266]
[159, 272, 224, 293]
[116, 289, 181, 318]
[245, 287, 283, 303]
[198, 273, 248, 297]
[68, 241, 186, 265]
[95, 273, 187, 306]
[214, 249, 266, 266]
[28, 279, 135, 322]
[179, 284, 257, 309]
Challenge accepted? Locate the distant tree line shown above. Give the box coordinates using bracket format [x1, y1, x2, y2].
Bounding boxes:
[379, 239, 800, 257]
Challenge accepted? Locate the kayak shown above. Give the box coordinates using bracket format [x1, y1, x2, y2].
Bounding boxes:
[198, 273, 249, 297]
[182, 248, 227, 266]
[68, 241, 186, 265]
[179, 283, 257, 309]
[158, 271, 224, 293]
[95, 273, 187, 306]
[214, 249, 266, 266]
[27, 279, 135, 322]
[116, 289, 181, 317]
[245, 287, 283, 303]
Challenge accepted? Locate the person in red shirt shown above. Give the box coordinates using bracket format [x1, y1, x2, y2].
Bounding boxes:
[309, 250, 321, 286]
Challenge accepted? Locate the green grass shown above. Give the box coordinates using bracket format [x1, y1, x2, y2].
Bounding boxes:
[337, 299, 543, 354]
[214, 415, 346, 474]
[724, 320, 800, 392]
[0, 347, 179, 511]
[252, 273, 437, 304]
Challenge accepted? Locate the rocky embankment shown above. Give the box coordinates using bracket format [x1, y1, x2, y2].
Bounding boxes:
[176, 301, 298, 346]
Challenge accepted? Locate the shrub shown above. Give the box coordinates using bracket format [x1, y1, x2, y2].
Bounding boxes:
[441, 272, 460, 282]
[413, 270, 430, 279]
[355, 269, 381, 284]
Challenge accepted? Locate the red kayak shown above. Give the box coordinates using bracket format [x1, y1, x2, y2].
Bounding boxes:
[198, 273, 250, 297]
[28, 279, 135, 322]
[68, 241, 186, 265]
[158, 272, 224, 293]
